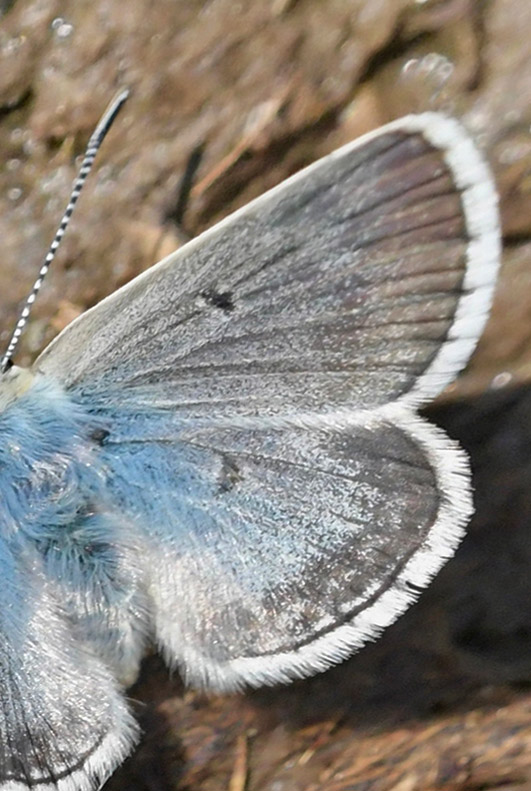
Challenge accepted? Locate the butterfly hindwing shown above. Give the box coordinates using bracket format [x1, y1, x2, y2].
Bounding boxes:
[87, 400, 470, 689]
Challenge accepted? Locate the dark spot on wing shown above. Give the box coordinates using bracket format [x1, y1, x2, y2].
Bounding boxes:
[218, 455, 242, 493]
[201, 287, 235, 312]
[90, 427, 110, 445]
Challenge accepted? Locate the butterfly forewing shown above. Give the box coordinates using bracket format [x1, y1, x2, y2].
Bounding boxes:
[37, 114, 498, 416]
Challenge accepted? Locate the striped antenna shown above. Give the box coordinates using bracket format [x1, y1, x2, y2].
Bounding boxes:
[1, 88, 130, 373]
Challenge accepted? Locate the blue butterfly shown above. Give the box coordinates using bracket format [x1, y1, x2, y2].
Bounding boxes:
[0, 91, 500, 790]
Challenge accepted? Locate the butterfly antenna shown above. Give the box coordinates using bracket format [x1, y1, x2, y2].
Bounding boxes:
[0, 88, 130, 374]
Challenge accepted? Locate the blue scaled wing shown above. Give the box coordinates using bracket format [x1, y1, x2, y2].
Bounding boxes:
[0, 539, 136, 791]
[36, 113, 500, 689]
[94, 404, 470, 689]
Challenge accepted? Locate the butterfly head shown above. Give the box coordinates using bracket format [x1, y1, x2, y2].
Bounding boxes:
[0, 365, 35, 412]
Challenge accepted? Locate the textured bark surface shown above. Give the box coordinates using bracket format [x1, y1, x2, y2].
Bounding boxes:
[0, 1, 530, 789]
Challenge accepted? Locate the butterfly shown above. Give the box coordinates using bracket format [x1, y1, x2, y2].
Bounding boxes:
[0, 91, 500, 789]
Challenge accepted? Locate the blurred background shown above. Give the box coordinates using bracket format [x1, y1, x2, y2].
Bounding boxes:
[0, 1, 530, 789]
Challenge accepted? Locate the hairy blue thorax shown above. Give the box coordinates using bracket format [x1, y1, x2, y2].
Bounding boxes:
[0, 369, 109, 543]
[0, 368, 150, 684]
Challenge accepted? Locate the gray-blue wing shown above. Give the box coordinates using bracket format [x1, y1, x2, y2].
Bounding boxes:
[99, 404, 470, 690]
[34, 113, 500, 690]
[36, 113, 499, 413]
[0, 540, 136, 790]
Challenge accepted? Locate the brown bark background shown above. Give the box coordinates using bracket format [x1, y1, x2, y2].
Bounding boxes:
[0, 1, 530, 789]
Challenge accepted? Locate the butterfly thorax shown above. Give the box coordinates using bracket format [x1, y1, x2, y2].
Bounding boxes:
[0, 370, 149, 685]
[0, 371, 106, 538]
